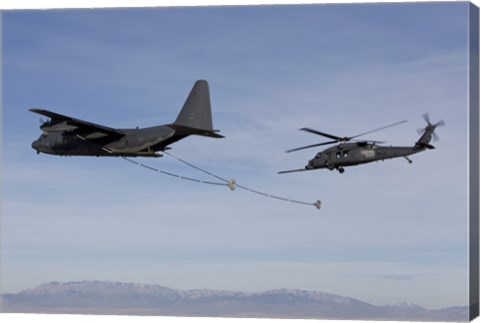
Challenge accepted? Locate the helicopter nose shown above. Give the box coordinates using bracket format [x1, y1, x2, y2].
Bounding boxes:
[306, 159, 314, 169]
[32, 140, 41, 152]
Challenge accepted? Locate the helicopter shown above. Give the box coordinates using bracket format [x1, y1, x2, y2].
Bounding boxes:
[279, 113, 445, 174]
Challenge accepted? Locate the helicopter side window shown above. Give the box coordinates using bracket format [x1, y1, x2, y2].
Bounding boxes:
[336, 152, 341, 159]
[343, 151, 349, 157]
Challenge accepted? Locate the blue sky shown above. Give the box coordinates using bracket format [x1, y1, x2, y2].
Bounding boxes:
[1, 2, 473, 309]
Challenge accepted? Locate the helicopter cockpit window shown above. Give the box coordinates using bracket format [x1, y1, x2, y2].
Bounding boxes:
[41, 131, 47, 138]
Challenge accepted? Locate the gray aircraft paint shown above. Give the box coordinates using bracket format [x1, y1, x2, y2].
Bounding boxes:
[279, 114, 444, 174]
[30, 80, 223, 158]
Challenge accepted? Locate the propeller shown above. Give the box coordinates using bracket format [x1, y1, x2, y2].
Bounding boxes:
[418, 113, 445, 141]
[286, 120, 407, 153]
[422, 113, 445, 128]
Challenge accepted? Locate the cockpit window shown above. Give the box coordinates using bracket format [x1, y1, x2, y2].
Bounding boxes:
[41, 131, 47, 138]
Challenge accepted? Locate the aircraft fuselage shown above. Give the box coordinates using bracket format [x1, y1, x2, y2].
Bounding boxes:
[31, 125, 183, 157]
[306, 143, 426, 170]
[30, 80, 223, 158]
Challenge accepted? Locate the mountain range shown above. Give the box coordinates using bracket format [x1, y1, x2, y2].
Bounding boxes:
[1, 280, 471, 321]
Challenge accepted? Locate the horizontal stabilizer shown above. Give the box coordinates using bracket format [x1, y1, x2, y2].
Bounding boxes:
[168, 124, 224, 138]
[415, 142, 435, 150]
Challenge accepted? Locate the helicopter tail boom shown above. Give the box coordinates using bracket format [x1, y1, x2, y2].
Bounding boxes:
[415, 142, 435, 150]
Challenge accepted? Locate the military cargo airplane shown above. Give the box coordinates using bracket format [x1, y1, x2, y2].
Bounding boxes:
[279, 114, 444, 174]
[30, 80, 223, 157]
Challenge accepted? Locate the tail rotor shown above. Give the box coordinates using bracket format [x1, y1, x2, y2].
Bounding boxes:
[415, 113, 445, 148]
[419, 113, 445, 141]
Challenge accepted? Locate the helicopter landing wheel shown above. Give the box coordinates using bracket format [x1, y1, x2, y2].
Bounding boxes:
[338, 167, 345, 174]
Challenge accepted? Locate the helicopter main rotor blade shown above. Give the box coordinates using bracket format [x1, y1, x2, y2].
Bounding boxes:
[293, 120, 407, 152]
[299, 128, 342, 141]
[349, 120, 408, 140]
[286, 140, 339, 153]
[423, 113, 431, 125]
[353, 140, 385, 144]
[435, 119, 446, 127]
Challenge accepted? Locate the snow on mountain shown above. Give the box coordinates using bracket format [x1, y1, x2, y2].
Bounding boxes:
[22, 280, 180, 298]
[1, 280, 470, 321]
[386, 301, 425, 310]
[21, 281, 178, 295]
[184, 288, 247, 299]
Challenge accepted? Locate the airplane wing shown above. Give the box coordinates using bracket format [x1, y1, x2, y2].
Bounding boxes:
[30, 109, 125, 140]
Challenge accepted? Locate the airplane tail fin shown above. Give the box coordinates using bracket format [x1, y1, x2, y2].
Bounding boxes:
[170, 80, 224, 138]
